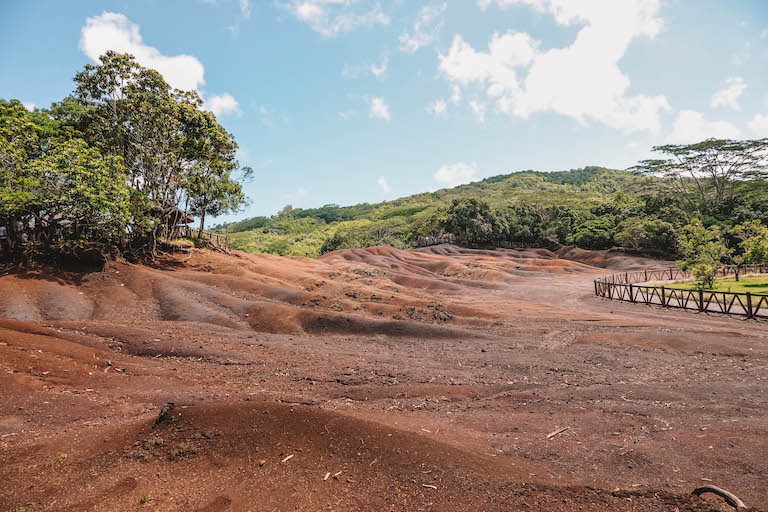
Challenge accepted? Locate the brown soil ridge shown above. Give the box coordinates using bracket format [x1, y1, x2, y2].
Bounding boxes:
[0, 245, 764, 511]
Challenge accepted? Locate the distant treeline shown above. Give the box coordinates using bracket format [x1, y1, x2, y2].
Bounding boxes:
[215, 162, 768, 259]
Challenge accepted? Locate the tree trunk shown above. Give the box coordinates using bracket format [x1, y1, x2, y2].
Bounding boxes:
[198, 211, 206, 238]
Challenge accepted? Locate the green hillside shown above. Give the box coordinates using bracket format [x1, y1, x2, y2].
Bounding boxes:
[214, 166, 767, 258]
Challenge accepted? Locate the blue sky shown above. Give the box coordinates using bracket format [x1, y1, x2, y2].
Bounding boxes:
[2, 1, 767, 223]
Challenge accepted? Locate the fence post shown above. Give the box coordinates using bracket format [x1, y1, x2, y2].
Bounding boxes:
[698, 289, 704, 312]
[661, 286, 666, 307]
[746, 292, 753, 319]
[594, 281, 598, 296]
[629, 283, 634, 303]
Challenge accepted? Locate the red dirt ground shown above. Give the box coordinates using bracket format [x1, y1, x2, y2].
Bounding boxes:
[0, 245, 765, 511]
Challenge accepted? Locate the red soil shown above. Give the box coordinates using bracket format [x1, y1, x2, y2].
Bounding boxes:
[0, 244, 765, 511]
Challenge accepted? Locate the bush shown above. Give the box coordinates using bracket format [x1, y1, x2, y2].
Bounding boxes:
[568, 218, 614, 250]
[615, 218, 677, 256]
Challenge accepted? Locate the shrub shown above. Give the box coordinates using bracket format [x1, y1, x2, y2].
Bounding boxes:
[568, 218, 614, 250]
[615, 218, 677, 256]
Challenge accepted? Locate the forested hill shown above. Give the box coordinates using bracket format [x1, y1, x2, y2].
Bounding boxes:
[214, 165, 761, 258]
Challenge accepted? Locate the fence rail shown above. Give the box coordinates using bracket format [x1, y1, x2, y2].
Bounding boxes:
[159, 225, 229, 249]
[594, 265, 768, 319]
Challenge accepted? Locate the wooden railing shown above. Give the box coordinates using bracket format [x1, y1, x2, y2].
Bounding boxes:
[159, 225, 229, 249]
[413, 234, 455, 247]
[594, 265, 768, 319]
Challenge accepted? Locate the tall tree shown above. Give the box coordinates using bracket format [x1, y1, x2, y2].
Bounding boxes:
[73, 51, 249, 244]
[634, 138, 768, 206]
[0, 100, 130, 246]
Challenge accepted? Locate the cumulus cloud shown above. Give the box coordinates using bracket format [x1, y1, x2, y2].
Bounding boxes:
[748, 114, 768, 136]
[439, 0, 670, 134]
[399, 3, 447, 53]
[80, 12, 205, 92]
[434, 162, 478, 188]
[281, 1, 390, 38]
[667, 110, 740, 143]
[711, 76, 747, 111]
[205, 93, 242, 117]
[369, 96, 391, 120]
[377, 176, 391, 193]
[426, 99, 448, 117]
[80, 12, 241, 117]
[22, 102, 35, 111]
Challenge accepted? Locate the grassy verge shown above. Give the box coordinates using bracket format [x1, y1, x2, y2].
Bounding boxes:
[658, 275, 768, 294]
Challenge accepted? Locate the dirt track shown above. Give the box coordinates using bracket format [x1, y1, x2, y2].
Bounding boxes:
[0, 245, 765, 511]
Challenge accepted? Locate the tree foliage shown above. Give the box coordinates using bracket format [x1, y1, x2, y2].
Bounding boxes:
[1, 52, 249, 261]
[634, 138, 768, 206]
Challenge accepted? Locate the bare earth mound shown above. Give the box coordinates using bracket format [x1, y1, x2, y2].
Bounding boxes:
[0, 245, 765, 511]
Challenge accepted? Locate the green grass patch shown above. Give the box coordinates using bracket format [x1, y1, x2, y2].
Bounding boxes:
[664, 275, 768, 294]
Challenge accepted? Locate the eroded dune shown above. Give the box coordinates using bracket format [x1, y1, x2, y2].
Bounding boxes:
[0, 245, 765, 511]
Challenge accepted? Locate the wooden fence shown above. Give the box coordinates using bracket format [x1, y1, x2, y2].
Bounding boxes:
[160, 225, 229, 249]
[594, 265, 768, 319]
[412, 234, 549, 250]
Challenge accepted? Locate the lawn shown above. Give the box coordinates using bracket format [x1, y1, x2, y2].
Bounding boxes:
[664, 275, 768, 294]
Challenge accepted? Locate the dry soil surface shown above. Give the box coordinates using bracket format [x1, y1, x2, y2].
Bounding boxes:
[0, 245, 765, 511]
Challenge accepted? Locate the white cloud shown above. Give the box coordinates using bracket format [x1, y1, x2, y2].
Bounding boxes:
[399, 3, 447, 53]
[369, 96, 391, 120]
[343, 54, 388, 79]
[205, 93, 242, 117]
[80, 12, 205, 92]
[370, 55, 388, 78]
[22, 102, 35, 111]
[434, 162, 478, 188]
[440, 0, 670, 134]
[748, 114, 768, 136]
[667, 110, 739, 143]
[281, 1, 390, 38]
[711, 76, 747, 111]
[80, 12, 241, 120]
[469, 100, 486, 123]
[377, 176, 391, 193]
[426, 99, 447, 117]
[240, 0, 251, 18]
[450, 84, 462, 104]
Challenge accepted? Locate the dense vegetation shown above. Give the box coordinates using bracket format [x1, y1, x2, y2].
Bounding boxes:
[2, 52, 766, 279]
[216, 163, 768, 263]
[0, 52, 249, 262]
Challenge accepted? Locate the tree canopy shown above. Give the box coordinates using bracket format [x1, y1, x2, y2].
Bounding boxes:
[0, 52, 249, 261]
[634, 138, 768, 206]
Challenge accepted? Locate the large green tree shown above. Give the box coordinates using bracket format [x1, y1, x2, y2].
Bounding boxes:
[440, 198, 507, 244]
[70, 51, 249, 246]
[677, 220, 729, 288]
[0, 100, 130, 247]
[634, 138, 768, 206]
[2, 51, 250, 260]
